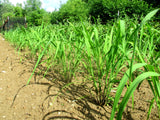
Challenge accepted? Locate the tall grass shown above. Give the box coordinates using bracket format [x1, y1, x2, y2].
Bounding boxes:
[81, 20, 127, 105]
[110, 9, 160, 120]
[4, 9, 160, 119]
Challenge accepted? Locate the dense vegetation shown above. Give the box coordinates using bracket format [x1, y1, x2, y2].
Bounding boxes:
[0, 0, 50, 26]
[0, 0, 160, 25]
[1, 0, 160, 119]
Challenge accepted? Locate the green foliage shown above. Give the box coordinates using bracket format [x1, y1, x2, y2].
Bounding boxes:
[49, 0, 159, 23]
[82, 20, 127, 105]
[24, 0, 50, 26]
[51, 0, 88, 23]
[27, 9, 50, 26]
[0, 0, 51, 26]
[143, 0, 160, 7]
[143, 0, 160, 21]
[24, 0, 41, 26]
[120, 0, 151, 18]
[88, 0, 106, 23]
[110, 9, 160, 120]
[14, 6, 24, 17]
[50, 11, 61, 24]
[24, 0, 42, 12]
[1, 12, 13, 22]
[0, 0, 14, 20]
[1, 0, 159, 26]
[41, 10, 51, 24]
[89, 0, 152, 23]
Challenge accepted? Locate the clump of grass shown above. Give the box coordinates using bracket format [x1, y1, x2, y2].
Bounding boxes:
[81, 20, 127, 106]
[110, 9, 160, 120]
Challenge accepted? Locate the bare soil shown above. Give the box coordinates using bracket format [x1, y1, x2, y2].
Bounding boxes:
[0, 35, 159, 120]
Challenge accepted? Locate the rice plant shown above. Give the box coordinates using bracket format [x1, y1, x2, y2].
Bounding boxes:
[110, 9, 160, 120]
[81, 20, 128, 105]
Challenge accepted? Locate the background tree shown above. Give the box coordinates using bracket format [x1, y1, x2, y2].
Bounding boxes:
[24, 0, 42, 12]
[24, 0, 47, 26]
[51, 0, 88, 24]
[0, 0, 2, 20]
[89, 0, 152, 24]
[50, 10, 60, 24]
[0, 0, 14, 20]
[14, 6, 24, 17]
[0, 0, 159, 27]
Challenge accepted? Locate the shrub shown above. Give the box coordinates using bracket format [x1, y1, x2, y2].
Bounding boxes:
[89, 0, 152, 23]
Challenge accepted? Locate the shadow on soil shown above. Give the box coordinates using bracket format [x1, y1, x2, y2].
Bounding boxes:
[42, 110, 81, 120]
[10, 53, 146, 120]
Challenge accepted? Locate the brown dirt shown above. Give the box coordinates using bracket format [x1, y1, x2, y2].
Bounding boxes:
[0, 35, 159, 120]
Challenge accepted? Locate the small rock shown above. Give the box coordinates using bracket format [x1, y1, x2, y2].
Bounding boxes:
[2, 116, 6, 118]
[111, 90, 116, 93]
[71, 104, 74, 107]
[0, 88, 2, 90]
[72, 100, 77, 102]
[49, 102, 53, 106]
[1, 71, 6, 73]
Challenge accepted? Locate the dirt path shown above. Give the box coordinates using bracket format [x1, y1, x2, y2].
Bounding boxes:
[0, 35, 92, 120]
[0, 35, 60, 120]
[0, 35, 159, 120]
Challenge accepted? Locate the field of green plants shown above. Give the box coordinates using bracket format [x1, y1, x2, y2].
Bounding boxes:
[4, 9, 160, 119]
